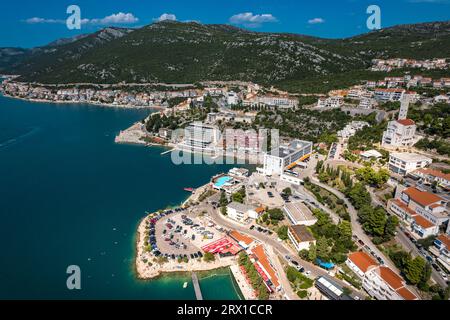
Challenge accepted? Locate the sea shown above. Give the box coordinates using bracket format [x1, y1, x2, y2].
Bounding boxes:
[0, 92, 243, 299]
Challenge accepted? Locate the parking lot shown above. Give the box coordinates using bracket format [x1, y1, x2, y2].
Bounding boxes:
[154, 209, 224, 260]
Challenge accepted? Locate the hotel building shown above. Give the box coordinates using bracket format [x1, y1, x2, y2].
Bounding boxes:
[261, 140, 313, 176]
[346, 252, 417, 300]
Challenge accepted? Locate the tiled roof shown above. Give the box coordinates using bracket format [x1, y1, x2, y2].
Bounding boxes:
[378, 266, 404, 290]
[229, 230, 254, 246]
[348, 251, 378, 273]
[403, 187, 443, 207]
[391, 199, 417, 217]
[413, 215, 435, 229]
[437, 234, 450, 250]
[396, 287, 418, 300]
[415, 168, 450, 182]
[252, 245, 280, 288]
[396, 119, 415, 126]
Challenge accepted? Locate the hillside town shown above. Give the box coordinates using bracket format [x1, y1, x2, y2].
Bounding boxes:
[2, 56, 450, 302]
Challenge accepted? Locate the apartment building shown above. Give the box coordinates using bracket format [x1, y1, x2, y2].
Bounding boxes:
[317, 96, 344, 108]
[387, 186, 448, 238]
[226, 202, 258, 223]
[388, 153, 432, 176]
[411, 168, 450, 189]
[346, 252, 417, 300]
[256, 94, 298, 109]
[374, 88, 405, 102]
[430, 234, 450, 272]
[338, 121, 369, 140]
[287, 225, 316, 251]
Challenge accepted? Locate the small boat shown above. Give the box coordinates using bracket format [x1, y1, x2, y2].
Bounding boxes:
[183, 282, 188, 288]
[183, 188, 195, 193]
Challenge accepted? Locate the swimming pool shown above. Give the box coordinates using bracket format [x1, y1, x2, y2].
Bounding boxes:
[214, 176, 233, 188]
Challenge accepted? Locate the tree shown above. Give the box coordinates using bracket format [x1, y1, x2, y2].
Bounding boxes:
[316, 237, 329, 261]
[383, 215, 399, 241]
[418, 263, 432, 291]
[221, 206, 228, 216]
[203, 252, 216, 263]
[404, 257, 426, 285]
[338, 220, 352, 239]
[308, 243, 317, 261]
[282, 187, 292, 196]
[267, 208, 285, 222]
[219, 191, 228, 207]
[231, 186, 246, 203]
[277, 226, 288, 240]
[364, 207, 387, 237]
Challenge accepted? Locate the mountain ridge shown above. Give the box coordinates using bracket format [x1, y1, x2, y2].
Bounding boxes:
[1, 20, 449, 87]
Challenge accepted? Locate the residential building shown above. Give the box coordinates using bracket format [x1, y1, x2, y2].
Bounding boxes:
[287, 225, 316, 251]
[430, 234, 450, 272]
[346, 252, 417, 300]
[226, 91, 240, 106]
[360, 149, 383, 161]
[250, 245, 281, 292]
[410, 168, 450, 189]
[317, 96, 344, 108]
[434, 95, 450, 104]
[364, 266, 417, 300]
[337, 121, 369, 140]
[388, 186, 448, 238]
[346, 252, 378, 279]
[388, 153, 432, 176]
[411, 215, 440, 239]
[374, 88, 405, 102]
[283, 202, 317, 226]
[256, 94, 298, 109]
[226, 202, 257, 223]
[261, 140, 313, 176]
[359, 98, 377, 109]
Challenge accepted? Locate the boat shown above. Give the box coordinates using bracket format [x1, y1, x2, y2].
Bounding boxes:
[183, 188, 195, 193]
[183, 282, 188, 289]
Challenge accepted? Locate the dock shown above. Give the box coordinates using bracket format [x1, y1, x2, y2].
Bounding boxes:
[160, 149, 173, 155]
[191, 272, 203, 300]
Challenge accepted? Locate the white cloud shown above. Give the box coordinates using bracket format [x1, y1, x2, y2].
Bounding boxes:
[25, 17, 64, 24]
[24, 12, 139, 26]
[153, 13, 177, 22]
[229, 12, 277, 28]
[308, 18, 325, 24]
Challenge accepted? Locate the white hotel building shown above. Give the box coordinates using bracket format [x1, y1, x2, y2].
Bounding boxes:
[346, 252, 417, 300]
[261, 140, 313, 176]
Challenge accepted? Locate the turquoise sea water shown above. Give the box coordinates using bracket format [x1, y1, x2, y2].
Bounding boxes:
[0, 94, 242, 299]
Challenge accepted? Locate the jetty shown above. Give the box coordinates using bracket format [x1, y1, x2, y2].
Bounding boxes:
[191, 272, 203, 300]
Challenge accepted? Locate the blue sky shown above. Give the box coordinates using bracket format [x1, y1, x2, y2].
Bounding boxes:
[1, 0, 450, 48]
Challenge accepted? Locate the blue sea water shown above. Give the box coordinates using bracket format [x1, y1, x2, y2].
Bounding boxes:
[0, 94, 242, 300]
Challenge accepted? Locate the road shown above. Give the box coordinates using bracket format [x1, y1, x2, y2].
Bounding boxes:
[310, 178, 398, 272]
[367, 187, 448, 288]
[202, 194, 366, 299]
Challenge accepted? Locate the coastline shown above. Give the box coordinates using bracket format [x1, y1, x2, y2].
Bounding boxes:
[0, 92, 163, 110]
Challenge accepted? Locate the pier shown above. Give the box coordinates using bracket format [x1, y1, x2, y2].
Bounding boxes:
[191, 272, 203, 300]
